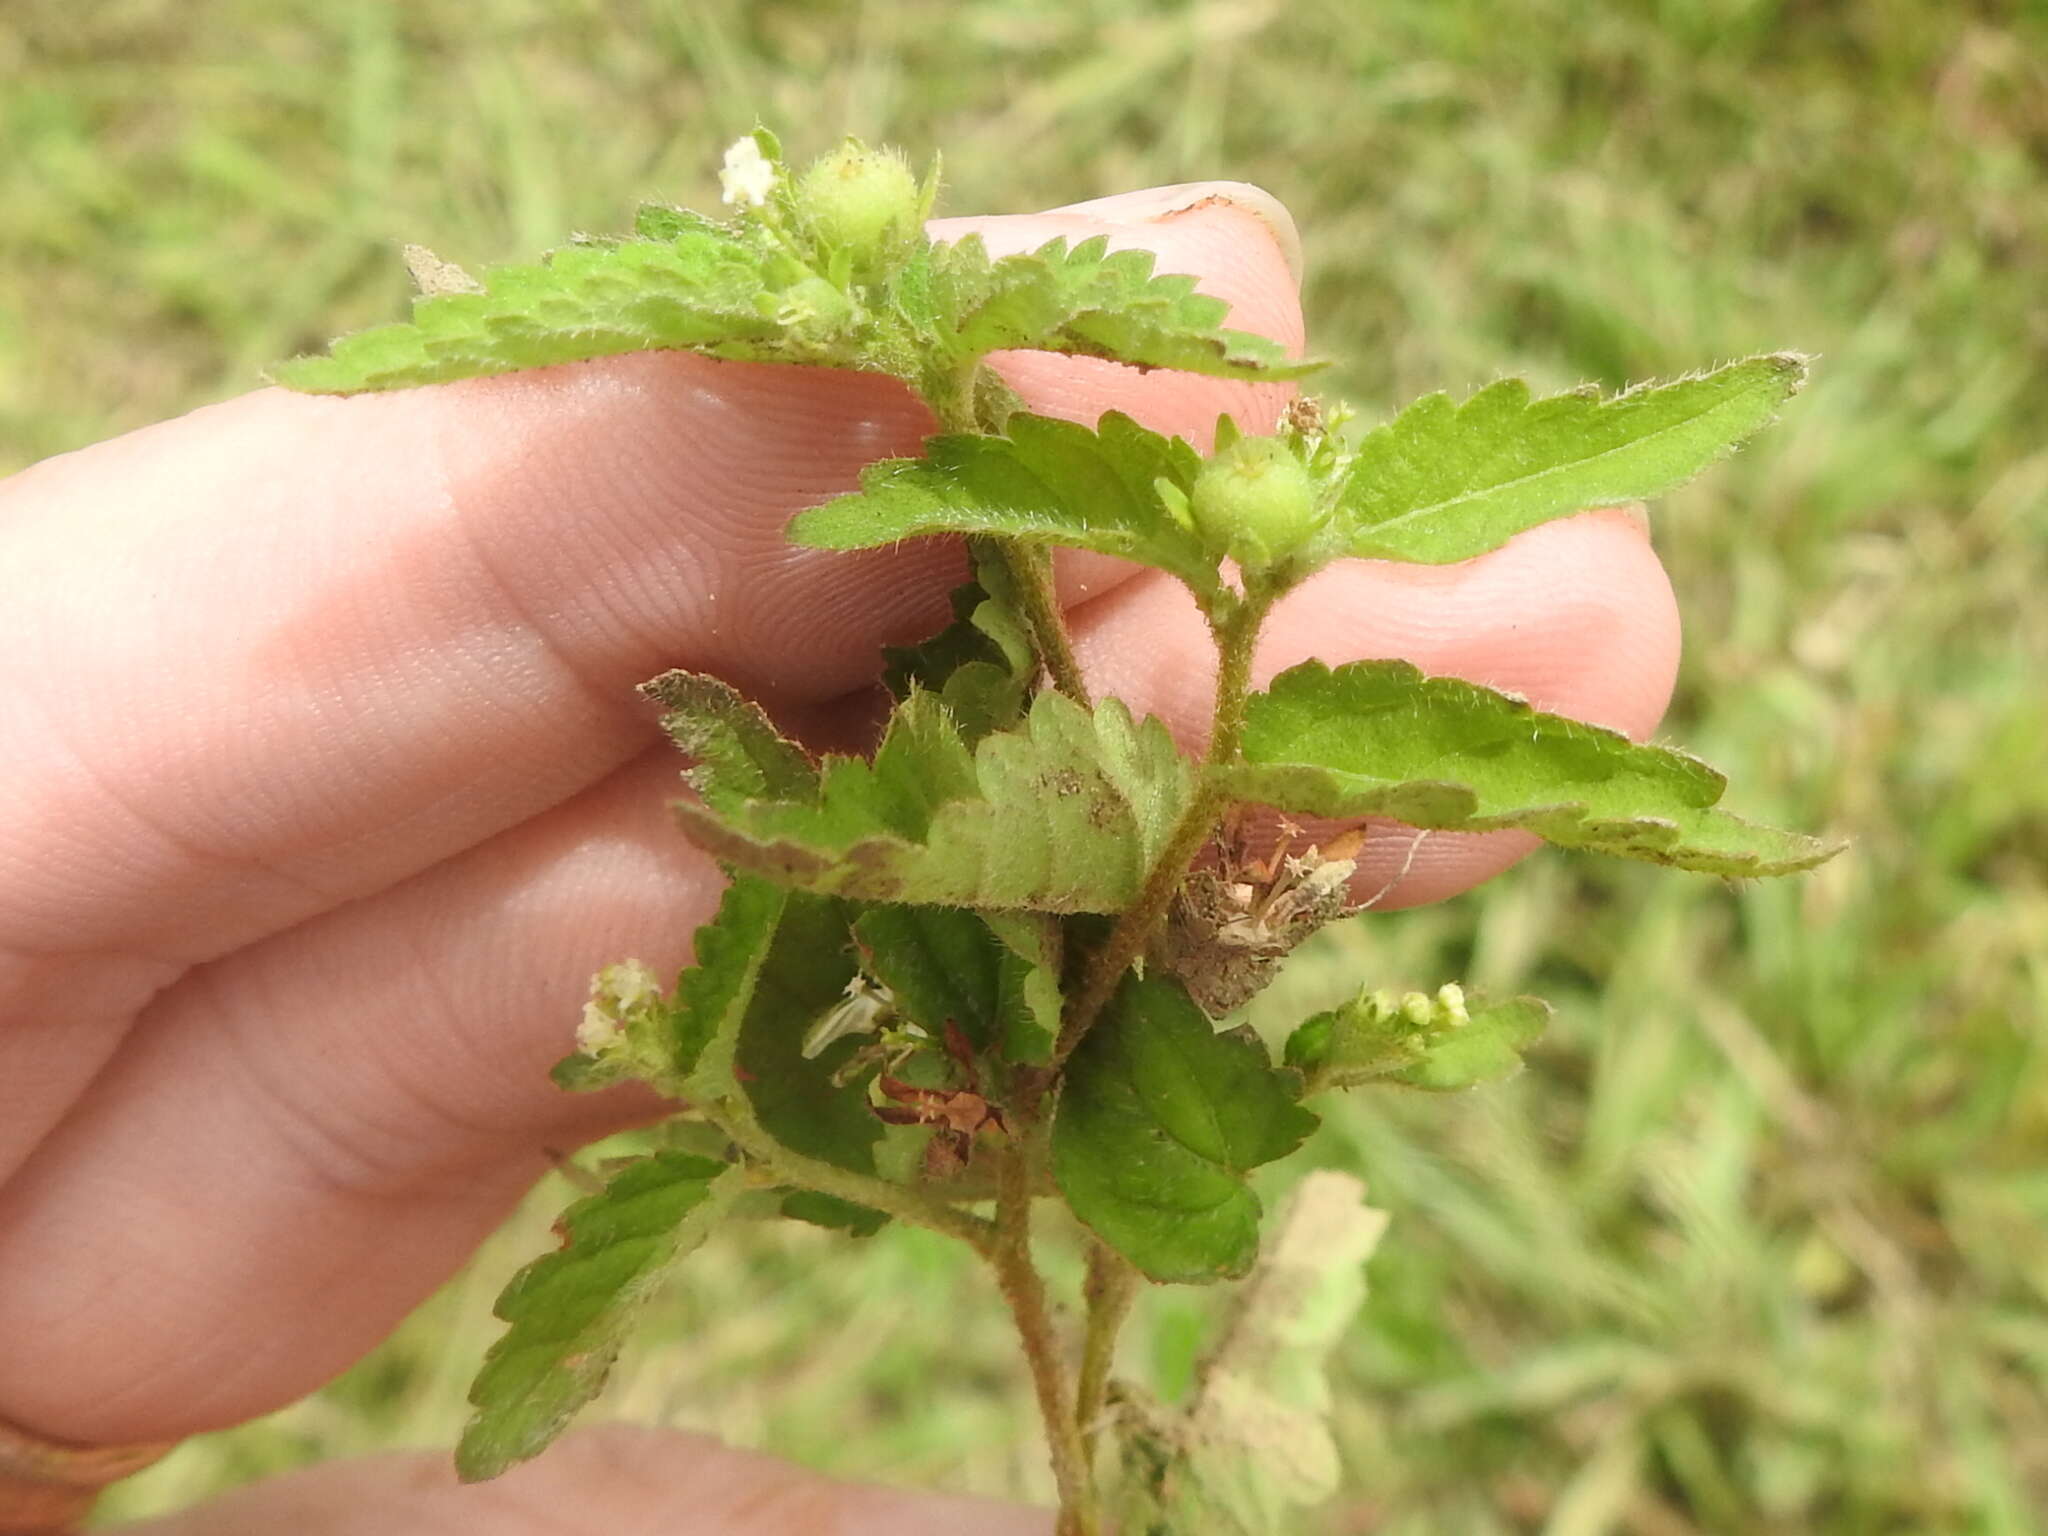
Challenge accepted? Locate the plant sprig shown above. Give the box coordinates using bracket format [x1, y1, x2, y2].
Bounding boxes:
[277, 130, 1829, 1536]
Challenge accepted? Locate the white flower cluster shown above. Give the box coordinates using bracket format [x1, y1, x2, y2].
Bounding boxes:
[576, 959, 664, 1056]
[719, 136, 777, 208]
[1357, 981, 1470, 1032]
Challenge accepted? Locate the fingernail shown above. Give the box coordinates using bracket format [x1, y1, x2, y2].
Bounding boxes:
[1046, 181, 1305, 289]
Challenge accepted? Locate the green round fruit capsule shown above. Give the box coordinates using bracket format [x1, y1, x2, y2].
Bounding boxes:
[797, 141, 921, 263]
[1188, 435, 1324, 571]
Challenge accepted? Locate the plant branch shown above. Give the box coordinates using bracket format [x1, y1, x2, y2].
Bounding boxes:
[929, 361, 1091, 708]
[1076, 1240, 1142, 1458]
[711, 1102, 996, 1252]
[1047, 587, 1276, 1074]
[989, 1142, 1099, 1535]
[1000, 540, 1091, 705]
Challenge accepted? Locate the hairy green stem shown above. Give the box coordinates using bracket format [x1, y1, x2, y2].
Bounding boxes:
[1001, 541, 1092, 705]
[930, 361, 1092, 707]
[1049, 588, 1275, 1072]
[990, 1144, 1099, 1535]
[1076, 1241, 1142, 1457]
[712, 1103, 996, 1252]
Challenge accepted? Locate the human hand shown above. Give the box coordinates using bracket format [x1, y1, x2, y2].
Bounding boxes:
[0, 184, 1677, 1529]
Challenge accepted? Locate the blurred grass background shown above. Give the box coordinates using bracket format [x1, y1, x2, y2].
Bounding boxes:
[6, 0, 2045, 1530]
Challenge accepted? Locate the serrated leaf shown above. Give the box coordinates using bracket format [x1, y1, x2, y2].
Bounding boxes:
[273, 226, 813, 393]
[459, 1152, 740, 1480]
[656, 873, 882, 1185]
[665, 875, 789, 1080]
[1227, 659, 1839, 877]
[280, 195, 1314, 403]
[725, 890, 882, 1173]
[1285, 985, 1551, 1093]
[641, 669, 819, 812]
[854, 904, 1007, 1051]
[633, 201, 735, 244]
[912, 233, 1318, 385]
[1052, 974, 1318, 1283]
[1331, 355, 1806, 563]
[667, 679, 1196, 911]
[790, 411, 1220, 596]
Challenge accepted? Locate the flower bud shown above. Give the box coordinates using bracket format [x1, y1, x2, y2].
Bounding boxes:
[1188, 435, 1324, 571]
[797, 141, 922, 264]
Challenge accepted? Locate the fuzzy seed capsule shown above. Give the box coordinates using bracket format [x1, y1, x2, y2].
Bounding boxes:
[797, 141, 922, 264]
[1188, 435, 1325, 571]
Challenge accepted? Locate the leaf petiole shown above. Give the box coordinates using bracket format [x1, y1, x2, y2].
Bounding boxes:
[707, 1097, 997, 1253]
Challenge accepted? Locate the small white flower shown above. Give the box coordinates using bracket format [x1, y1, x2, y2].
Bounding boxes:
[719, 137, 777, 208]
[1437, 982, 1471, 1028]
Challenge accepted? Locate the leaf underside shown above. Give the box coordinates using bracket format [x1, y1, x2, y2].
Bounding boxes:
[727, 889, 882, 1173]
[665, 676, 1196, 912]
[1052, 974, 1318, 1284]
[789, 410, 1217, 595]
[915, 233, 1318, 384]
[1227, 659, 1839, 877]
[273, 219, 1313, 399]
[670, 873, 893, 1228]
[1332, 354, 1808, 563]
[1122, 1171, 1388, 1534]
[459, 1153, 740, 1481]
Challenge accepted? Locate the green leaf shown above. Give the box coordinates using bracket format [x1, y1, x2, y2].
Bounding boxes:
[459, 1152, 741, 1480]
[667, 680, 1197, 912]
[662, 873, 883, 1181]
[641, 669, 819, 812]
[1330, 354, 1807, 564]
[1285, 985, 1551, 1093]
[984, 912, 1063, 1065]
[912, 233, 1318, 384]
[634, 200, 743, 244]
[880, 552, 1036, 742]
[273, 225, 812, 393]
[667, 876, 791, 1081]
[1228, 659, 1839, 877]
[790, 411, 1221, 597]
[853, 904, 1007, 1051]
[725, 891, 882, 1173]
[278, 184, 1316, 402]
[1052, 974, 1319, 1283]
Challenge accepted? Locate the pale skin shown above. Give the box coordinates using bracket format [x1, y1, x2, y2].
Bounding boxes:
[0, 186, 1679, 1532]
